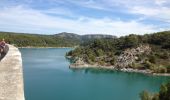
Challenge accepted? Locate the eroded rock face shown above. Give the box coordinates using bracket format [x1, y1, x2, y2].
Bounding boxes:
[0, 44, 25, 100]
[115, 45, 151, 68]
[70, 45, 152, 69]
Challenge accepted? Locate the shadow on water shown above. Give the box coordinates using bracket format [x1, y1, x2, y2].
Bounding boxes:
[70, 67, 170, 82]
[70, 67, 130, 74]
[66, 54, 170, 85]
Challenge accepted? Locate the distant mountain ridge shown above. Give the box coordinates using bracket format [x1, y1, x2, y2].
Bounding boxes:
[0, 31, 115, 47]
[55, 32, 115, 39]
[55, 32, 80, 39]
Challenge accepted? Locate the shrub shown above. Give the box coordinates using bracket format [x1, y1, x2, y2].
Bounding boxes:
[153, 65, 167, 73]
[144, 61, 155, 69]
[110, 57, 115, 65]
[140, 90, 152, 100]
[149, 55, 156, 64]
[140, 82, 170, 100]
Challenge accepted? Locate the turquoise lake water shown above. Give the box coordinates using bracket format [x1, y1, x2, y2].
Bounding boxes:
[20, 48, 170, 100]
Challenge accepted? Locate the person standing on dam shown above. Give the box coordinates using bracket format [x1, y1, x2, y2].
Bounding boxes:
[0, 38, 6, 53]
[0, 39, 7, 59]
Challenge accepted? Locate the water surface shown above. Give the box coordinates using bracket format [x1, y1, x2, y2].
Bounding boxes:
[20, 48, 170, 100]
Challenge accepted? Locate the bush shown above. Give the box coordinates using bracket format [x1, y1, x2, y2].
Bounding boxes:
[140, 82, 170, 100]
[140, 90, 152, 100]
[110, 57, 115, 65]
[149, 55, 156, 63]
[153, 66, 167, 73]
[144, 61, 155, 69]
[160, 51, 169, 59]
[96, 49, 104, 57]
[98, 60, 105, 66]
[159, 83, 170, 100]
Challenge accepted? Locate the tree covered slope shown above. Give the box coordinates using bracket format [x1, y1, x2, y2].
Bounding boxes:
[0, 31, 114, 47]
[66, 31, 170, 74]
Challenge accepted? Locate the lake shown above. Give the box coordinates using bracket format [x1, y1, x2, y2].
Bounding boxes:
[20, 48, 170, 100]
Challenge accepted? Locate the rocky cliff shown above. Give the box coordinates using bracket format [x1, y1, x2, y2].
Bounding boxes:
[0, 44, 25, 100]
[115, 45, 151, 68]
[69, 45, 152, 71]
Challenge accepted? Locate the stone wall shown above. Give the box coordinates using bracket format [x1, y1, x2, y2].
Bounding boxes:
[0, 44, 25, 100]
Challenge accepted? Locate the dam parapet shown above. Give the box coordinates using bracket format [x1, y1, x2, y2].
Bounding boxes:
[0, 44, 25, 100]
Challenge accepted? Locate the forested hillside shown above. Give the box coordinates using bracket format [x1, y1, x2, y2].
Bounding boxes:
[66, 31, 170, 74]
[0, 32, 79, 47]
[0, 32, 114, 47]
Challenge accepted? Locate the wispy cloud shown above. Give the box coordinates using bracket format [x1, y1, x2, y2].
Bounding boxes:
[155, 0, 167, 5]
[130, 6, 170, 22]
[67, 0, 111, 11]
[61, 0, 170, 23]
[0, 6, 160, 36]
[41, 7, 75, 17]
[0, 0, 169, 35]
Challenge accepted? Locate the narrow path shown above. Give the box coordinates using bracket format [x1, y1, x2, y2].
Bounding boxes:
[0, 44, 25, 100]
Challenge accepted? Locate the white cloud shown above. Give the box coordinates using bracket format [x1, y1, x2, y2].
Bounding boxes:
[42, 7, 74, 17]
[130, 6, 170, 22]
[155, 0, 167, 5]
[67, 0, 152, 11]
[67, 0, 170, 23]
[66, 0, 110, 11]
[0, 6, 164, 36]
[131, 6, 158, 16]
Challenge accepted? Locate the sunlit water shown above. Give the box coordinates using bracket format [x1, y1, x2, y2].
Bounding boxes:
[20, 48, 170, 100]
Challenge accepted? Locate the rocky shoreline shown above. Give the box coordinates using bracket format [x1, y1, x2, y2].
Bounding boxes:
[18, 46, 73, 48]
[69, 63, 170, 76]
[67, 44, 170, 76]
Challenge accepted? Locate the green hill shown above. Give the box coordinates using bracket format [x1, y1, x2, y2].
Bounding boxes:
[0, 31, 114, 47]
[66, 31, 170, 74]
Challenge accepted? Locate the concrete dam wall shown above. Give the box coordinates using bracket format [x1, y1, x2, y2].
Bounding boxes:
[0, 44, 25, 100]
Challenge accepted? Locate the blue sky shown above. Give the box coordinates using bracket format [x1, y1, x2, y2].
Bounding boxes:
[0, 0, 170, 36]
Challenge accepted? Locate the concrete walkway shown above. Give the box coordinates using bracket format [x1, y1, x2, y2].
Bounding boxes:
[0, 44, 25, 100]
